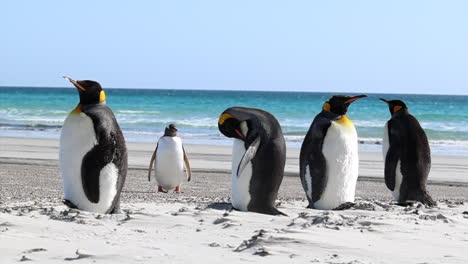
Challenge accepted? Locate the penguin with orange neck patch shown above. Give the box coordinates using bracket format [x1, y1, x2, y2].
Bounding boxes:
[59, 76, 127, 214]
[380, 98, 436, 206]
[218, 107, 286, 215]
[300, 95, 367, 210]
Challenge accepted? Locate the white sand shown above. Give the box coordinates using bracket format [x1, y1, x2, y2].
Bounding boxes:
[1, 137, 468, 263]
[1, 201, 467, 263]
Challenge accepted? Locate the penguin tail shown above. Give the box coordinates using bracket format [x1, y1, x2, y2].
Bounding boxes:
[62, 199, 78, 209]
[273, 208, 288, 216]
[420, 192, 437, 207]
[108, 204, 121, 214]
[333, 202, 356, 211]
[403, 191, 437, 207]
[261, 207, 288, 216]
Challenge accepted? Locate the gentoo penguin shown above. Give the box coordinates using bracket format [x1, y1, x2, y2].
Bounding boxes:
[300, 95, 367, 210]
[380, 98, 436, 206]
[59, 76, 127, 214]
[218, 107, 286, 215]
[147, 124, 192, 193]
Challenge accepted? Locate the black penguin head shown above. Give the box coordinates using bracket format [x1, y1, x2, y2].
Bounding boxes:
[218, 112, 247, 140]
[380, 98, 408, 115]
[323, 94, 367, 115]
[164, 124, 178, 137]
[63, 76, 106, 105]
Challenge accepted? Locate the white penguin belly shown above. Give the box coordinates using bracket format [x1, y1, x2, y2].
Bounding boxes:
[315, 120, 358, 209]
[59, 111, 118, 213]
[231, 139, 252, 211]
[393, 161, 403, 201]
[154, 137, 185, 191]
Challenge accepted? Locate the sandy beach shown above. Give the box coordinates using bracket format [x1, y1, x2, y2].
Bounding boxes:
[1, 137, 467, 263]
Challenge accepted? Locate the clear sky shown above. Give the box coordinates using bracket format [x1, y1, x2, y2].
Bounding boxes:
[1, 1, 468, 94]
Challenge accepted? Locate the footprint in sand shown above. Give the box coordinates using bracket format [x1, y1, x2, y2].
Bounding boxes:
[19, 248, 48, 262]
[64, 249, 94, 261]
[20, 255, 33, 262]
[22, 248, 47, 254]
[213, 217, 230, 225]
[208, 242, 221, 247]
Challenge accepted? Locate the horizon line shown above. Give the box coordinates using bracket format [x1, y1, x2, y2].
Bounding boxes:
[0, 85, 467, 97]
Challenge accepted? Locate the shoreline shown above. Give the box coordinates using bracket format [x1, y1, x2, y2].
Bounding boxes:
[1, 136, 467, 184]
[2, 132, 468, 157]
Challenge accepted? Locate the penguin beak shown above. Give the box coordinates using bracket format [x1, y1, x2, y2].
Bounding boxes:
[344, 95, 368, 104]
[63, 76, 86, 91]
[235, 129, 245, 139]
[379, 98, 390, 104]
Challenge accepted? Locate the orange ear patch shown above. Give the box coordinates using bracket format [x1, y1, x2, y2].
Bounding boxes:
[72, 104, 82, 114]
[218, 113, 234, 125]
[100, 90, 106, 102]
[393, 105, 402, 113]
[323, 103, 331, 111]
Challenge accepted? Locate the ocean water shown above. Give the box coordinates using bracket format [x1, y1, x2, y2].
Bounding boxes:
[1, 87, 467, 156]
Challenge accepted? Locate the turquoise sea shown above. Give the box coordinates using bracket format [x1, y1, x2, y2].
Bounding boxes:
[1, 87, 467, 156]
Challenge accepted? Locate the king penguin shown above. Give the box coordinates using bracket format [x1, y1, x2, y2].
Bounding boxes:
[300, 95, 367, 210]
[380, 98, 436, 206]
[218, 107, 286, 215]
[147, 124, 192, 193]
[59, 76, 128, 214]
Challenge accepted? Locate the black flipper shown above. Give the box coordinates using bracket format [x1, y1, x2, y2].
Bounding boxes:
[182, 145, 192, 181]
[237, 136, 261, 177]
[299, 112, 335, 205]
[148, 143, 159, 182]
[81, 132, 116, 203]
[384, 120, 400, 191]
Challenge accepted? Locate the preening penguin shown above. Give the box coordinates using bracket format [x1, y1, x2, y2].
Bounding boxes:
[147, 124, 192, 193]
[380, 98, 436, 206]
[59, 76, 127, 214]
[300, 95, 367, 210]
[218, 107, 286, 215]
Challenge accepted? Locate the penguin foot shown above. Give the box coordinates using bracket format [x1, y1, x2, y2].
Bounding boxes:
[334, 202, 356, 211]
[174, 186, 184, 193]
[158, 186, 168, 193]
[62, 199, 78, 209]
